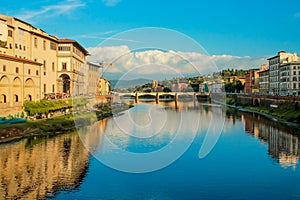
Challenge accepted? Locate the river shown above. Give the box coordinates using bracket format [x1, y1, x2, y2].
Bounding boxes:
[1, 101, 300, 199]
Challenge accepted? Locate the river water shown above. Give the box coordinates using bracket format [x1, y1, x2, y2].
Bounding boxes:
[1, 101, 300, 199]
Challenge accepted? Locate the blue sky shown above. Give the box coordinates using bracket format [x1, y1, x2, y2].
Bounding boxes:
[2, 0, 300, 56]
[1, 0, 300, 79]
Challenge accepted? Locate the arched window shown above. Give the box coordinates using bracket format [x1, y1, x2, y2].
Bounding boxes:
[1, 94, 6, 103]
[14, 95, 19, 102]
[28, 95, 32, 101]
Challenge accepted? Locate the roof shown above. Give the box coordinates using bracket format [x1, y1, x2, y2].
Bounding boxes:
[257, 69, 269, 73]
[58, 39, 89, 56]
[87, 61, 102, 67]
[0, 54, 42, 65]
[267, 55, 279, 60]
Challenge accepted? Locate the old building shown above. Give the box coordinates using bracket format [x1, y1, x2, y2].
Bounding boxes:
[258, 68, 269, 95]
[97, 77, 110, 95]
[268, 51, 299, 95]
[0, 14, 91, 116]
[87, 62, 102, 95]
[0, 54, 42, 115]
[0, 14, 58, 99]
[279, 62, 300, 96]
[57, 39, 89, 96]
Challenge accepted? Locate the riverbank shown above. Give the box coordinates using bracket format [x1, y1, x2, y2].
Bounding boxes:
[223, 97, 300, 129]
[0, 104, 132, 144]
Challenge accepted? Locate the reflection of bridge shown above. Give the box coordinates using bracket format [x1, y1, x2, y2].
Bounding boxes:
[118, 92, 210, 104]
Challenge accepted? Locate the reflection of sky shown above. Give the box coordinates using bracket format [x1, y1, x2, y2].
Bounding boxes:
[58, 102, 300, 200]
[102, 103, 210, 153]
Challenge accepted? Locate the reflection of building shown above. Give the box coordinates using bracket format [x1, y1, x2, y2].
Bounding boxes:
[244, 115, 300, 169]
[0, 133, 90, 199]
[97, 77, 110, 95]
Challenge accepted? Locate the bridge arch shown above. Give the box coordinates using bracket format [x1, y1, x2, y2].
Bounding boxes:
[253, 98, 260, 107]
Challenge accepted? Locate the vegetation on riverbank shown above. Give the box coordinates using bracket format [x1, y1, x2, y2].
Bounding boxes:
[23, 98, 88, 116]
[226, 96, 300, 124]
[0, 103, 133, 144]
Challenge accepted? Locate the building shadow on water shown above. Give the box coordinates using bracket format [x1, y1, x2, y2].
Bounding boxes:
[226, 108, 300, 169]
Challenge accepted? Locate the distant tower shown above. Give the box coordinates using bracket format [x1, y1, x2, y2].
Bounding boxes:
[152, 80, 158, 88]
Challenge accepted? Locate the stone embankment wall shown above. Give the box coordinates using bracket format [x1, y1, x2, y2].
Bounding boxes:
[228, 94, 300, 110]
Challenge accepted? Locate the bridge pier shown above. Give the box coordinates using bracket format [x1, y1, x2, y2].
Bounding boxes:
[175, 93, 178, 110]
[135, 92, 139, 104]
[156, 92, 159, 104]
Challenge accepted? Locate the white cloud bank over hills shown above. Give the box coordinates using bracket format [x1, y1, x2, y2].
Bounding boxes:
[87, 45, 267, 80]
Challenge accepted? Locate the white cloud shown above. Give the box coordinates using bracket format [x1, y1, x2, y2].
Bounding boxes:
[102, 0, 122, 7]
[87, 45, 266, 80]
[16, 0, 85, 21]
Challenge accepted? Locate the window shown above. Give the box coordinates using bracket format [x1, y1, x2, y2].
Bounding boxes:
[23, 46, 26, 51]
[293, 77, 297, 81]
[62, 62, 67, 70]
[8, 30, 12, 37]
[52, 84, 55, 93]
[14, 95, 18, 102]
[34, 37, 38, 48]
[15, 43, 18, 49]
[44, 84, 46, 93]
[0, 94, 6, 103]
[294, 83, 296, 89]
[43, 60, 46, 75]
[294, 71, 296, 75]
[58, 46, 70, 51]
[36, 70, 39, 76]
[9, 43, 12, 49]
[16, 67, 19, 73]
[34, 59, 37, 62]
[3, 65, 6, 72]
[43, 40, 46, 50]
[50, 42, 56, 50]
[52, 62, 55, 72]
[19, 44, 22, 49]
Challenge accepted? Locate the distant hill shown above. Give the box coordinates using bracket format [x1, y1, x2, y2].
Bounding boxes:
[109, 78, 152, 89]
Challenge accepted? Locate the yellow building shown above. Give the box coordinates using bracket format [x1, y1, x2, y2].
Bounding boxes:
[57, 39, 89, 96]
[0, 54, 42, 115]
[0, 14, 58, 99]
[0, 14, 91, 116]
[86, 62, 101, 95]
[97, 77, 110, 95]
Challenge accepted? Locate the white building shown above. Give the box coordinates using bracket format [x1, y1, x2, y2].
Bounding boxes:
[267, 51, 299, 95]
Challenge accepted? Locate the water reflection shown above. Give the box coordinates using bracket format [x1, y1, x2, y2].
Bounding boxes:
[1, 102, 300, 199]
[0, 133, 89, 199]
[226, 109, 300, 169]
